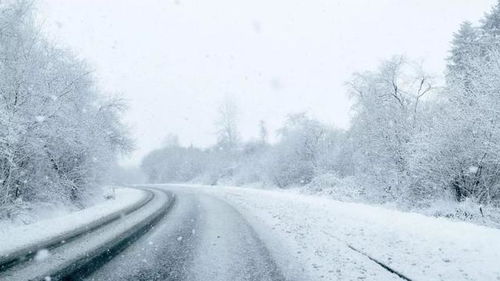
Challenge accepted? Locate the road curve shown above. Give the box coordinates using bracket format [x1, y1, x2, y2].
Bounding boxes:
[83, 186, 291, 281]
[0, 188, 171, 281]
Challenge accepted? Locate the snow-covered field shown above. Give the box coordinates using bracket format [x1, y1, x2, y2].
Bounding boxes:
[177, 184, 500, 281]
[0, 188, 147, 261]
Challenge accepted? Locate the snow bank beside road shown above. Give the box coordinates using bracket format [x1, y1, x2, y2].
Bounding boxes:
[179, 184, 500, 281]
[0, 188, 147, 262]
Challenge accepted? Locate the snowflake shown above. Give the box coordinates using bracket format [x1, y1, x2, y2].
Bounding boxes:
[34, 249, 50, 262]
[468, 166, 479, 174]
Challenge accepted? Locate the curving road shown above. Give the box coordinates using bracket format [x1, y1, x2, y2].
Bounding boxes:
[0, 188, 169, 281]
[81, 186, 291, 281]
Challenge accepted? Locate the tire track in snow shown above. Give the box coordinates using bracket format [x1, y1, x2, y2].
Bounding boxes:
[321, 230, 413, 281]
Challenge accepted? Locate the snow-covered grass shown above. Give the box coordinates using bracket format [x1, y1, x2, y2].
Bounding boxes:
[415, 198, 500, 229]
[0, 187, 106, 231]
[0, 200, 78, 230]
[224, 174, 500, 229]
[176, 184, 500, 281]
[0, 188, 147, 261]
[302, 174, 500, 228]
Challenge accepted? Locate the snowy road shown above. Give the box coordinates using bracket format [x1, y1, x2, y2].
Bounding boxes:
[81, 185, 414, 281]
[28, 184, 500, 281]
[0, 188, 170, 281]
[83, 187, 288, 281]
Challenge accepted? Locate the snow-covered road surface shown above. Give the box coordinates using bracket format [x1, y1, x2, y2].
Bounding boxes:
[0, 188, 170, 281]
[5, 184, 500, 281]
[0, 188, 149, 266]
[184, 184, 500, 281]
[83, 185, 414, 281]
[84, 188, 287, 281]
[88, 184, 500, 281]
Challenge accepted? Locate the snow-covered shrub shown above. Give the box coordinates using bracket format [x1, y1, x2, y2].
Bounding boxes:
[304, 173, 355, 200]
[415, 197, 500, 228]
[424, 198, 485, 221]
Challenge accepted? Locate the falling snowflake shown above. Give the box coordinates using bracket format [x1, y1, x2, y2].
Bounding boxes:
[34, 249, 50, 262]
[468, 166, 479, 174]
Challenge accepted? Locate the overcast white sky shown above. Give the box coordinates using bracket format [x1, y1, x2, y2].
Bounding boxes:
[38, 0, 495, 166]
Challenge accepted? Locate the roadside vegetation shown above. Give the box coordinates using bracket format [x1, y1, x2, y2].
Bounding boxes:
[142, 2, 500, 223]
[0, 0, 131, 219]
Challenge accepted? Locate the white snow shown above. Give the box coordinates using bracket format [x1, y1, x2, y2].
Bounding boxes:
[34, 249, 50, 262]
[468, 166, 478, 174]
[0, 188, 147, 260]
[177, 184, 500, 281]
[35, 116, 46, 123]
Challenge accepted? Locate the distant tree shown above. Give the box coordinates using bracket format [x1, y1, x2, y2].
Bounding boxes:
[267, 113, 340, 187]
[258, 120, 268, 144]
[162, 134, 180, 147]
[141, 143, 207, 183]
[215, 99, 240, 152]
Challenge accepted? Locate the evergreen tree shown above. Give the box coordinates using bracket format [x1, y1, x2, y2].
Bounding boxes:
[447, 21, 480, 99]
[481, 0, 500, 36]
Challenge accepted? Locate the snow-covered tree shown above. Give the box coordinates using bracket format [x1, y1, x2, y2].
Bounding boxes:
[215, 99, 240, 152]
[411, 8, 500, 205]
[347, 56, 434, 199]
[141, 141, 207, 183]
[258, 120, 268, 144]
[266, 113, 341, 187]
[0, 0, 130, 215]
[481, 1, 500, 36]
